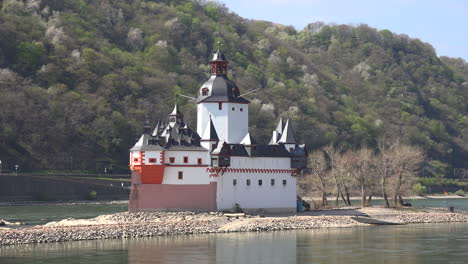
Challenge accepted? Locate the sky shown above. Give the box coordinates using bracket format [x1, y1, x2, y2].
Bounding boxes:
[218, 0, 468, 61]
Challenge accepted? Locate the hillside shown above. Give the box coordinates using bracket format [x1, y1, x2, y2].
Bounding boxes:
[0, 0, 467, 175]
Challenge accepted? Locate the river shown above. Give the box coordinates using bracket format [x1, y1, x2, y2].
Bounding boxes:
[1, 198, 467, 227]
[1, 223, 468, 264]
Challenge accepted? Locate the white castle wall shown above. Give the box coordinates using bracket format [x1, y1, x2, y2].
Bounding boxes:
[162, 150, 212, 185]
[163, 150, 209, 165]
[144, 151, 163, 165]
[163, 167, 211, 184]
[130, 151, 163, 166]
[215, 157, 297, 212]
[227, 103, 248, 143]
[197, 102, 248, 144]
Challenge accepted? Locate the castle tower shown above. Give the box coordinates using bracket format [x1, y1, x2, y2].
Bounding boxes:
[196, 48, 250, 144]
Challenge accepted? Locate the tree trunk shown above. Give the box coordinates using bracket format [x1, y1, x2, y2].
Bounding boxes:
[367, 195, 372, 206]
[398, 196, 405, 206]
[322, 192, 328, 207]
[382, 175, 390, 207]
[361, 182, 367, 207]
[333, 174, 342, 207]
[394, 168, 403, 206]
[383, 192, 390, 207]
[339, 176, 351, 206]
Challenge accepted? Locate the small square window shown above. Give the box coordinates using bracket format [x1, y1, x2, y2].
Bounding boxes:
[218, 102, 222, 110]
[240, 108, 243, 112]
[233, 179, 237, 186]
[183, 156, 188, 164]
[149, 158, 157, 163]
[258, 179, 263, 186]
[271, 179, 275, 186]
[282, 180, 287, 186]
[133, 158, 139, 162]
[197, 158, 202, 165]
[178, 171, 183, 180]
[232, 107, 235, 111]
[169, 157, 175, 163]
[246, 179, 251, 186]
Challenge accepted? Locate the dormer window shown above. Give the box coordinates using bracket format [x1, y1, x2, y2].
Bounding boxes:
[232, 87, 239, 96]
[202, 87, 209, 96]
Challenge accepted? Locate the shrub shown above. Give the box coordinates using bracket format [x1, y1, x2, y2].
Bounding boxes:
[87, 190, 97, 200]
[454, 189, 465, 196]
[413, 183, 427, 196]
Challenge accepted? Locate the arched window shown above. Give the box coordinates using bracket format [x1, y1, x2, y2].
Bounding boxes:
[202, 87, 209, 96]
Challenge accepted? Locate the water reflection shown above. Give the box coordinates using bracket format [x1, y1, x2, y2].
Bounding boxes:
[127, 232, 297, 264]
[1, 223, 468, 264]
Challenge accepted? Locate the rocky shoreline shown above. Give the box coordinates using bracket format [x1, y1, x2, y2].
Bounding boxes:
[1, 208, 468, 246]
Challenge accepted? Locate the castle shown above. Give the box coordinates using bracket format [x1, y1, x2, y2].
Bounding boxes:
[129, 49, 307, 213]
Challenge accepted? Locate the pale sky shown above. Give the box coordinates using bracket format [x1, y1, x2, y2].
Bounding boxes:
[219, 0, 468, 61]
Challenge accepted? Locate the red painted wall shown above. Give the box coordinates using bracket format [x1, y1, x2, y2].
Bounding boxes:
[129, 171, 217, 211]
[134, 165, 165, 184]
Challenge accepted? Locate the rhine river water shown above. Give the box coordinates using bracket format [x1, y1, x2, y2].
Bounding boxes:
[1, 223, 468, 264]
[1, 198, 468, 226]
[1, 199, 468, 263]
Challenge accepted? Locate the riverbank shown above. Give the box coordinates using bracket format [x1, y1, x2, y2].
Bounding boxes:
[307, 195, 467, 201]
[0, 200, 128, 207]
[1, 207, 468, 245]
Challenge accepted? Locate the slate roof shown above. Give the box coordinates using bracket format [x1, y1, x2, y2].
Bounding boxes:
[130, 104, 202, 151]
[196, 75, 250, 103]
[212, 49, 227, 61]
[170, 104, 183, 117]
[211, 141, 304, 158]
[240, 132, 257, 145]
[196, 49, 250, 104]
[278, 119, 298, 144]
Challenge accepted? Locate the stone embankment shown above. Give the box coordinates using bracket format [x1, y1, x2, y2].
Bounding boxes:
[1, 208, 468, 245]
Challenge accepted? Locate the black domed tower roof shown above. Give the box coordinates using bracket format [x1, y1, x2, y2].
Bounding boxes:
[197, 48, 249, 104]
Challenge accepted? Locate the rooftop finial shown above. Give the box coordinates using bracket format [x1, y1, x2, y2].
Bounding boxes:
[143, 114, 151, 134]
[217, 40, 221, 51]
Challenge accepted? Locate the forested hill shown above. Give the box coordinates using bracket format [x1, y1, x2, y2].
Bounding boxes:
[0, 0, 467, 175]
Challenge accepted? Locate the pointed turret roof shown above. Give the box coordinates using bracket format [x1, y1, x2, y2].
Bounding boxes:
[201, 116, 219, 141]
[275, 118, 285, 134]
[143, 119, 151, 134]
[170, 103, 183, 117]
[240, 132, 257, 145]
[212, 49, 227, 62]
[278, 119, 298, 144]
[152, 120, 161, 137]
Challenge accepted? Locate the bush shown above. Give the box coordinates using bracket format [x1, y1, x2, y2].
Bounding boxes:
[413, 183, 427, 196]
[454, 189, 465, 196]
[87, 190, 97, 200]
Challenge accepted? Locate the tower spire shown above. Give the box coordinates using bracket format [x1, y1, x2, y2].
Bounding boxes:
[210, 43, 228, 76]
[143, 115, 151, 134]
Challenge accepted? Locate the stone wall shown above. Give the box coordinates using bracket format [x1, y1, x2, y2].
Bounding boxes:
[0, 175, 129, 201]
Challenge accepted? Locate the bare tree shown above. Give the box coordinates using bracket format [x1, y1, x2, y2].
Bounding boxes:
[323, 144, 351, 206]
[335, 154, 353, 206]
[299, 150, 330, 207]
[392, 144, 424, 206]
[346, 147, 374, 207]
[376, 136, 395, 207]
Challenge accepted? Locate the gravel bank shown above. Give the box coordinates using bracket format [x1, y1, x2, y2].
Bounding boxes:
[1, 208, 468, 245]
